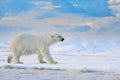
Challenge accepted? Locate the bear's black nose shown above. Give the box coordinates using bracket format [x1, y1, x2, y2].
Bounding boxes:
[61, 38, 64, 41]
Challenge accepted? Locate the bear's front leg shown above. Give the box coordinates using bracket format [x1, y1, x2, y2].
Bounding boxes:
[39, 47, 57, 64]
[38, 53, 46, 63]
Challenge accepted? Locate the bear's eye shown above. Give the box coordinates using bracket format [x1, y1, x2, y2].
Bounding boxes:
[52, 36, 54, 38]
[58, 36, 61, 38]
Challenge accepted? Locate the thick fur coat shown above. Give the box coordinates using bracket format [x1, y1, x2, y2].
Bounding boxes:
[6, 34, 64, 64]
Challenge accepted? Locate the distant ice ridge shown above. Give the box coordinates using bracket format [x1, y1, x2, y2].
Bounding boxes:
[0, 41, 9, 48]
[51, 37, 120, 53]
[0, 37, 120, 53]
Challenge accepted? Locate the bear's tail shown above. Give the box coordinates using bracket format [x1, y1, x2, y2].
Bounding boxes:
[6, 54, 13, 63]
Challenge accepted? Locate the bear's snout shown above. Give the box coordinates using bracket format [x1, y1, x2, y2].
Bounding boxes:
[61, 38, 64, 41]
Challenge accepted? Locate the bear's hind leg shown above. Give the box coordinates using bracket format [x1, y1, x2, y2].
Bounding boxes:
[13, 54, 23, 64]
[6, 54, 13, 63]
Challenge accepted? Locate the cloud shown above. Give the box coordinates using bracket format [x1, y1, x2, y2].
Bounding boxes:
[51, 0, 114, 17]
[0, 26, 31, 33]
[30, 1, 61, 10]
[115, 29, 120, 34]
[108, 0, 120, 17]
[0, 0, 120, 40]
[97, 28, 107, 34]
[54, 24, 92, 32]
[109, 0, 120, 5]
[93, 16, 120, 35]
[31, 1, 52, 5]
[0, 0, 115, 19]
[1, 12, 119, 36]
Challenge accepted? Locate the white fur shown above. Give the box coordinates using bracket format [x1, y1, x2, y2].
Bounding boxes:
[6, 34, 64, 64]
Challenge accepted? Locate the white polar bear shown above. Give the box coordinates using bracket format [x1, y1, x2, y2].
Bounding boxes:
[6, 34, 64, 64]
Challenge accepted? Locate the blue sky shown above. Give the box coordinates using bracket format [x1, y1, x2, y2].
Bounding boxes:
[0, 0, 120, 40]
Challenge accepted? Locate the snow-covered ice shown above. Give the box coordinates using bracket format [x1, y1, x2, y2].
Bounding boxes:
[0, 37, 120, 73]
[0, 69, 120, 80]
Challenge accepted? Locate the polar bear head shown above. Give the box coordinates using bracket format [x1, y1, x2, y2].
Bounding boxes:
[41, 34, 64, 46]
[51, 34, 64, 42]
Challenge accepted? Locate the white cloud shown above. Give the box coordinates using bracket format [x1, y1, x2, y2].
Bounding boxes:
[31, 1, 52, 5]
[1, 17, 16, 21]
[30, 1, 61, 10]
[0, 12, 119, 36]
[108, 0, 120, 17]
[72, 3, 78, 7]
[109, 0, 120, 5]
[0, 0, 120, 40]
[43, 5, 60, 9]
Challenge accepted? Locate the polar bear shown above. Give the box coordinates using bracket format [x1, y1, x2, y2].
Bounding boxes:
[6, 34, 64, 64]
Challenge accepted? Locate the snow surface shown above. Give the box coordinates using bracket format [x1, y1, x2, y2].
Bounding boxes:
[0, 37, 120, 73]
